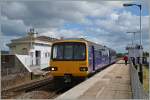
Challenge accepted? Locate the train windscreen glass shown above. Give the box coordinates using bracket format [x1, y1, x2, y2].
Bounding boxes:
[64, 45, 74, 59]
[52, 42, 86, 60]
[53, 45, 63, 59]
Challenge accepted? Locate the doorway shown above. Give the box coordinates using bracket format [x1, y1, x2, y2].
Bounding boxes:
[35, 50, 41, 65]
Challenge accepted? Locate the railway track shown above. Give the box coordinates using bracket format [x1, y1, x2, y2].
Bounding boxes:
[1, 77, 54, 99]
[1, 76, 82, 99]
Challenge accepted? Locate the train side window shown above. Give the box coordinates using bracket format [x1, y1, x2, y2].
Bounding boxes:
[99, 51, 102, 56]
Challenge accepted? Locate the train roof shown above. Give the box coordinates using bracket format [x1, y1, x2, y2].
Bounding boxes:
[53, 38, 116, 52]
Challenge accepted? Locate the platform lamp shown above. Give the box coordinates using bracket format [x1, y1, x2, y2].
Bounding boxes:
[123, 3, 143, 84]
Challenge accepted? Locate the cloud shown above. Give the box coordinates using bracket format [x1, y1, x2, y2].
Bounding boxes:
[0, 35, 20, 50]
[1, 16, 28, 36]
[1, 1, 126, 28]
[2, 1, 87, 28]
[92, 11, 149, 41]
[1, 1, 149, 52]
[41, 28, 84, 39]
[1, 2, 29, 19]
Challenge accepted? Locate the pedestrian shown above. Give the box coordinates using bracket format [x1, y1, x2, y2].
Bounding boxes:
[123, 55, 128, 65]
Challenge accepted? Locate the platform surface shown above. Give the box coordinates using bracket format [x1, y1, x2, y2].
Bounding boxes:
[56, 60, 132, 99]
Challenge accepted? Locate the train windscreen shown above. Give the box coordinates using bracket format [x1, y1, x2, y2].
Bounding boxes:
[52, 42, 86, 60]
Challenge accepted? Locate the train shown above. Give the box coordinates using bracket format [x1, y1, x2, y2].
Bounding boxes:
[49, 38, 116, 83]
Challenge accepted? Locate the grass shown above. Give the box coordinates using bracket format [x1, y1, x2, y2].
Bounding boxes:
[143, 65, 149, 93]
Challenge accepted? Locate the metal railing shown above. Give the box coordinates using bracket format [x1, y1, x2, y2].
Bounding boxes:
[1, 67, 28, 76]
[129, 59, 149, 99]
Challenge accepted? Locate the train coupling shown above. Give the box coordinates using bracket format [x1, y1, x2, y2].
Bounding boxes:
[64, 74, 72, 83]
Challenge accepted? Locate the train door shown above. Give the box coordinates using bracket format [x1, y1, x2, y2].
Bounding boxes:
[91, 46, 95, 71]
[99, 50, 102, 64]
[108, 50, 111, 64]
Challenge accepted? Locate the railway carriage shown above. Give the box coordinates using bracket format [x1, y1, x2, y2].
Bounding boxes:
[49, 38, 116, 82]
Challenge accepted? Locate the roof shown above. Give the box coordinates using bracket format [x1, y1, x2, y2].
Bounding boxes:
[11, 36, 58, 42]
[7, 36, 59, 47]
[54, 38, 105, 48]
[53, 38, 116, 52]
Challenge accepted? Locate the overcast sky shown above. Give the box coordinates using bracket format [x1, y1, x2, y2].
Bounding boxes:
[1, 0, 149, 53]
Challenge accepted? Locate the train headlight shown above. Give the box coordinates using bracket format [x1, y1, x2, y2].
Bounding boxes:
[80, 67, 88, 71]
[51, 67, 55, 71]
[50, 67, 57, 71]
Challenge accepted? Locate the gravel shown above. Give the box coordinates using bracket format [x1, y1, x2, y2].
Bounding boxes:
[14, 91, 55, 99]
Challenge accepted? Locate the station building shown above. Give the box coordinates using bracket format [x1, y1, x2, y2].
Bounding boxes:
[5, 29, 58, 71]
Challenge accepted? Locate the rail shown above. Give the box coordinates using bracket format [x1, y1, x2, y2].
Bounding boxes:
[1, 76, 79, 99]
[1, 77, 53, 99]
[129, 60, 149, 99]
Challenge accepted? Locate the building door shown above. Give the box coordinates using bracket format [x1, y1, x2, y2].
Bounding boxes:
[35, 50, 41, 65]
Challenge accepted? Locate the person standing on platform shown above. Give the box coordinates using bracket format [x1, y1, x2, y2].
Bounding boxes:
[123, 55, 128, 65]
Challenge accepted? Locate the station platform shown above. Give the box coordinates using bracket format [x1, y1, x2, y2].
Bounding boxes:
[56, 60, 132, 99]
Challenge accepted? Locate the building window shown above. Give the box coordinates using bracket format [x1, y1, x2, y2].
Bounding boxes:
[45, 52, 50, 58]
[30, 52, 34, 57]
[45, 53, 47, 57]
[48, 52, 50, 57]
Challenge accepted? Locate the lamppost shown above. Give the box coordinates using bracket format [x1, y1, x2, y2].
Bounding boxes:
[123, 4, 142, 46]
[123, 3, 143, 83]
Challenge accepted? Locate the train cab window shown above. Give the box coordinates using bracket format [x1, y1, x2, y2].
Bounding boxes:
[64, 45, 73, 59]
[52, 42, 86, 60]
[74, 44, 86, 60]
[53, 45, 63, 59]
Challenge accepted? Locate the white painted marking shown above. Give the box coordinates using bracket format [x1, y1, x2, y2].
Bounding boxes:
[96, 87, 105, 98]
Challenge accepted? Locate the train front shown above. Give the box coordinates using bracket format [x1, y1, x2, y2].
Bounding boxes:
[49, 41, 89, 82]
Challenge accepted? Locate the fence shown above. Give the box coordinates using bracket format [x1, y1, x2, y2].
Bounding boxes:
[1, 67, 28, 76]
[129, 60, 149, 99]
[1, 72, 31, 90]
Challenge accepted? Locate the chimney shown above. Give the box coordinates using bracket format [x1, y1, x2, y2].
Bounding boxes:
[34, 32, 38, 38]
[28, 28, 38, 38]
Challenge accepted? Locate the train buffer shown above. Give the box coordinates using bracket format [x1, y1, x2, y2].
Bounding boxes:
[56, 60, 147, 99]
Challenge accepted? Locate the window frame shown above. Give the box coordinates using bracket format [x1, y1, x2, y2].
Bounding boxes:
[51, 42, 86, 61]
